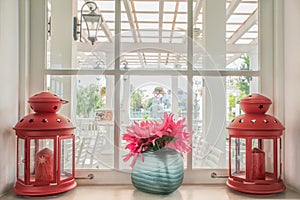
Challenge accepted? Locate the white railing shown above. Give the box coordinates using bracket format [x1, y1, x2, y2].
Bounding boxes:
[74, 117, 230, 169]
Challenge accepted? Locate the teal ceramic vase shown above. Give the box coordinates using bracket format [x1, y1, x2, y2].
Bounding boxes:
[131, 148, 184, 195]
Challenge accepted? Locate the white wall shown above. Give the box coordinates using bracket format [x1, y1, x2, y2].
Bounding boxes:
[284, 0, 300, 193]
[0, 0, 19, 197]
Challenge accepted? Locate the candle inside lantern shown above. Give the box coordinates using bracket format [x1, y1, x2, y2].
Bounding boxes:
[34, 148, 54, 184]
[252, 147, 265, 180]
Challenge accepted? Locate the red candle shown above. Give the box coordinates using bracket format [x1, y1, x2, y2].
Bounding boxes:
[252, 147, 265, 180]
[35, 148, 54, 184]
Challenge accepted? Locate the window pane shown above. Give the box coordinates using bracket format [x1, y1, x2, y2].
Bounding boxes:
[193, 0, 258, 70]
[226, 76, 259, 121]
[120, 75, 188, 169]
[47, 75, 114, 169]
[47, 0, 115, 69]
[193, 76, 258, 168]
[120, 0, 187, 69]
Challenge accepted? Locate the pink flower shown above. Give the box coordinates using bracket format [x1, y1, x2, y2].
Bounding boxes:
[122, 112, 193, 167]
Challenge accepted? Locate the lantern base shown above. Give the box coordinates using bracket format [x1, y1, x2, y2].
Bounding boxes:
[226, 177, 285, 195]
[13, 179, 77, 196]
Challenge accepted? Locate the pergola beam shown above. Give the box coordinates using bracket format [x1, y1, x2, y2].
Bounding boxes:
[123, 0, 139, 42]
[159, 0, 164, 43]
[193, 0, 203, 25]
[166, 1, 179, 64]
[123, 0, 145, 66]
[79, 42, 256, 54]
[100, 21, 113, 43]
[226, 0, 241, 20]
[227, 9, 258, 44]
[226, 38, 258, 65]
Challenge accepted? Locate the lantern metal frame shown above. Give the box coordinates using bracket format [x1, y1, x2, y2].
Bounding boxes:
[226, 94, 285, 195]
[73, 1, 103, 45]
[13, 92, 77, 196]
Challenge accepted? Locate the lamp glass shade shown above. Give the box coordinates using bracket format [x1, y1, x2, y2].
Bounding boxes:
[82, 11, 102, 44]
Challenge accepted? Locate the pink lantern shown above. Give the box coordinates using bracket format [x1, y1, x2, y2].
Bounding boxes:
[13, 92, 76, 196]
[227, 94, 285, 194]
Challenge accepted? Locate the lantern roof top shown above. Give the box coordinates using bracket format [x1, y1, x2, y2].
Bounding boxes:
[14, 113, 75, 131]
[14, 92, 75, 133]
[239, 94, 272, 105]
[227, 94, 284, 134]
[227, 114, 284, 132]
[28, 92, 66, 103]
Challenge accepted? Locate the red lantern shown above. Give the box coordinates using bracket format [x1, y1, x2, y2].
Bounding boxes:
[227, 94, 285, 194]
[13, 92, 77, 196]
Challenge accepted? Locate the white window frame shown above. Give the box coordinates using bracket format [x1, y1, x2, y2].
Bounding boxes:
[19, 0, 284, 184]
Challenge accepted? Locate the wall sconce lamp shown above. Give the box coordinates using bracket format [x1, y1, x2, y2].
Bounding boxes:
[121, 60, 129, 70]
[73, 1, 103, 45]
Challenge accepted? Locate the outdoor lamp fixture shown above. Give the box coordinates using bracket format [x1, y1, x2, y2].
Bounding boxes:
[73, 1, 103, 45]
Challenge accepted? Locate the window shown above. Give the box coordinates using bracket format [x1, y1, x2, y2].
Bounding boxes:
[25, 0, 279, 184]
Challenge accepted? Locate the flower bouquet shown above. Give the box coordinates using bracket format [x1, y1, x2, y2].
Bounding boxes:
[122, 112, 193, 194]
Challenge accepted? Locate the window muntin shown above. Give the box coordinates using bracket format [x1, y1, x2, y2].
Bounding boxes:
[42, 0, 266, 183]
[47, 75, 115, 169]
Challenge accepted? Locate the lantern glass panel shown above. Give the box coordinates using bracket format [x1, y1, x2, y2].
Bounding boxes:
[30, 139, 55, 184]
[60, 138, 74, 181]
[18, 138, 25, 182]
[264, 139, 274, 179]
[231, 137, 246, 179]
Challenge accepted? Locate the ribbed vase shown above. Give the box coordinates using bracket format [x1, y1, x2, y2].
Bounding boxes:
[131, 148, 184, 195]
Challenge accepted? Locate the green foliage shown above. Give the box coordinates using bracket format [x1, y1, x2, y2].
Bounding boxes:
[228, 93, 245, 119]
[76, 84, 105, 117]
[143, 135, 175, 151]
[131, 88, 149, 113]
[228, 54, 252, 119]
[237, 54, 252, 95]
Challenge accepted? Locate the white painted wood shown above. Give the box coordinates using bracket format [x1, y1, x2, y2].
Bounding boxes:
[0, 0, 19, 196]
[259, 0, 274, 110]
[30, 0, 47, 95]
[202, 0, 227, 168]
[226, 0, 241, 20]
[227, 9, 258, 45]
[283, 0, 300, 193]
[19, 0, 30, 118]
[26, 0, 276, 185]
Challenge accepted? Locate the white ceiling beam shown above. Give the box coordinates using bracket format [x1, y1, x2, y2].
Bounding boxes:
[227, 43, 257, 53]
[226, 53, 243, 66]
[122, 0, 144, 67]
[166, 2, 179, 64]
[159, 0, 164, 43]
[123, 0, 139, 42]
[158, 53, 161, 68]
[193, 0, 203, 26]
[226, 38, 258, 65]
[181, 0, 203, 44]
[226, 0, 241, 20]
[227, 8, 258, 44]
[100, 21, 113, 43]
[78, 42, 256, 54]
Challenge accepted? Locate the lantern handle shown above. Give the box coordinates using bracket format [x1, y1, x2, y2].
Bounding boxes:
[60, 99, 68, 104]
